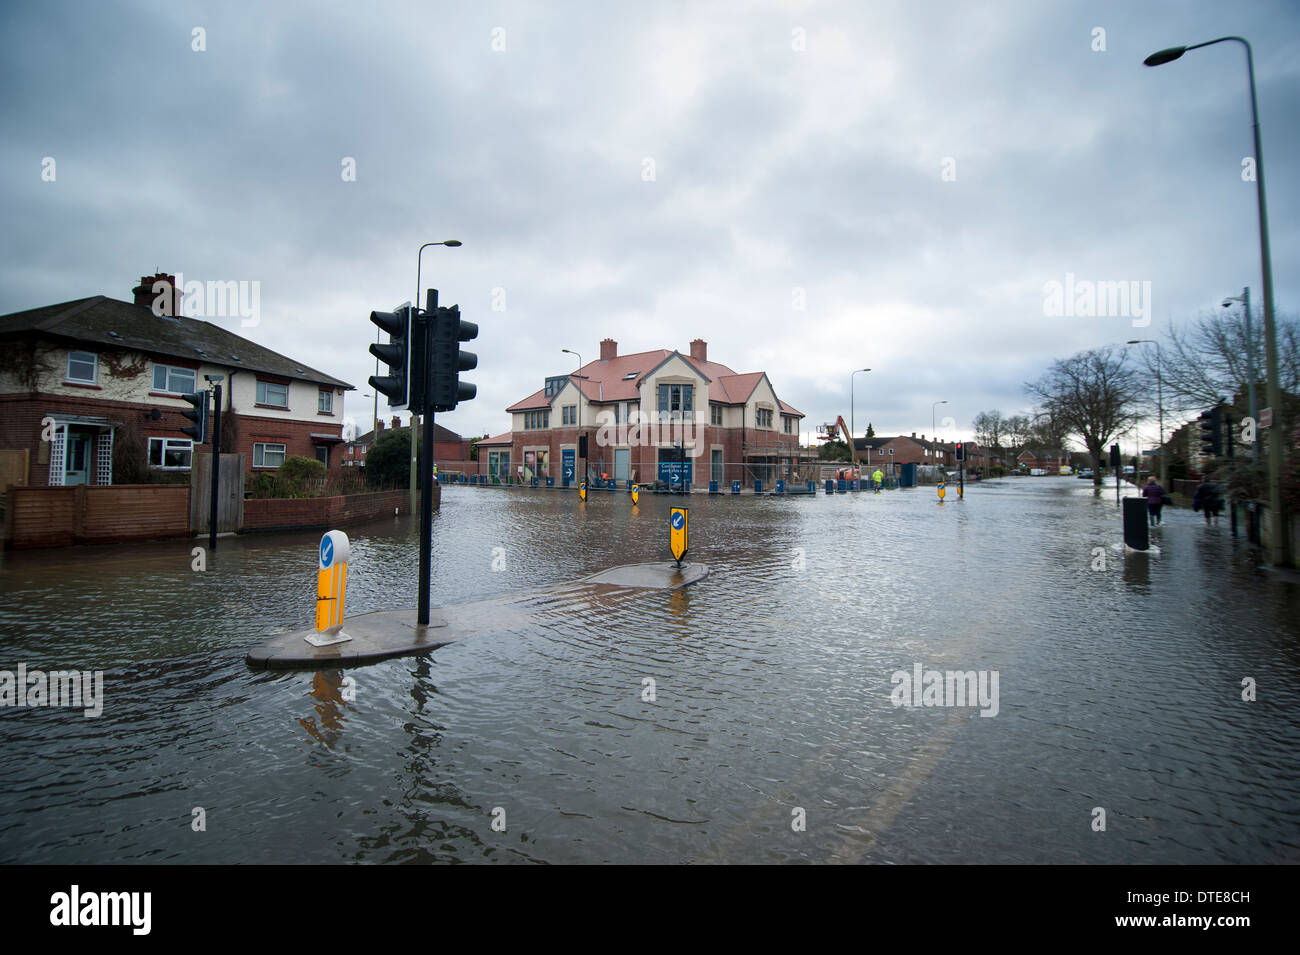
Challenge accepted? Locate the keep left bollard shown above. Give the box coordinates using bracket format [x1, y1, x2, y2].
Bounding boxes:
[307, 530, 352, 647]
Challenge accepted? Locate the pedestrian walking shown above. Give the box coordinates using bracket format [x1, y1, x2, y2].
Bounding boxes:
[872, 468, 884, 492]
[1141, 476, 1168, 526]
[1192, 479, 1223, 527]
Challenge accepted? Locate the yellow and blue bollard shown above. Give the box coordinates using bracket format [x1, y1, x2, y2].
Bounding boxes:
[307, 529, 352, 646]
[580, 481, 587, 502]
[631, 484, 639, 505]
[937, 482, 946, 502]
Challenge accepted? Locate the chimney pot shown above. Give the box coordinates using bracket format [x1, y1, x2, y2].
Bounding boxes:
[600, 338, 617, 361]
[133, 272, 182, 316]
[392, 416, 401, 431]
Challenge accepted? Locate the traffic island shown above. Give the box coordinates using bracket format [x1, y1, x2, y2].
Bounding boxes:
[245, 560, 709, 670]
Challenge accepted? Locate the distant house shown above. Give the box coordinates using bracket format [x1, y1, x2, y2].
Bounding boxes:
[0, 272, 353, 487]
[503, 337, 804, 487]
[342, 417, 468, 469]
[1017, 449, 1070, 472]
[852, 433, 952, 470]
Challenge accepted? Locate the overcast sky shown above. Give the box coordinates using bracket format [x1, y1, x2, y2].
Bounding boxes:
[3, 0, 1297, 450]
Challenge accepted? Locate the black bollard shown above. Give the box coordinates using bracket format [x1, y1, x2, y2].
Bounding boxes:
[1122, 497, 1150, 551]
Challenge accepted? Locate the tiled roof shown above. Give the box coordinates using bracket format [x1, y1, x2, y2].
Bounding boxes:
[0, 295, 352, 389]
[349, 423, 463, 445]
[506, 347, 800, 412]
[475, 431, 513, 446]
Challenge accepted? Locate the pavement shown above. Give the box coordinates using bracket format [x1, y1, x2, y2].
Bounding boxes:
[245, 560, 709, 670]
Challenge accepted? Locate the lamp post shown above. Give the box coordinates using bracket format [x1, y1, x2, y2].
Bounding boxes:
[562, 348, 583, 486]
[1223, 289, 1259, 463]
[932, 399, 948, 465]
[1144, 36, 1287, 564]
[1126, 339, 1165, 486]
[851, 368, 870, 467]
[410, 240, 462, 512]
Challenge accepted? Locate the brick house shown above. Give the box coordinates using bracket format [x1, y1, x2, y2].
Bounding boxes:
[853, 433, 950, 470]
[0, 273, 353, 487]
[342, 417, 468, 469]
[502, 338, 804, 488]
[1016, 449, 1071, 472]
[474, 431, 514, 481]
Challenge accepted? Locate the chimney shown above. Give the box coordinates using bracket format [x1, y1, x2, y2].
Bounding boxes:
[392, 416, 401, 431]
[600, 338, 617, 361]
[690, 339, 707, 362]
[132, 272, 182, 317]
[911, 432, 916, 439]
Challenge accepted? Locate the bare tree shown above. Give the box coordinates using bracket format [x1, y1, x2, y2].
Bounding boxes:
[972, 410, 1006, 449]
[1142, 307, 1300, 418]
[1026, 346, 1142, 485]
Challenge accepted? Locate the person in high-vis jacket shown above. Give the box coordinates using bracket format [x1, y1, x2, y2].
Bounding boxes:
[872, 469, 884, 490]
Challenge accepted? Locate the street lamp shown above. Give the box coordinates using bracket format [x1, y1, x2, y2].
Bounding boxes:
[1223, 289, 1259, 463]
[1144, 35, 1287, 564]
[1126, 339, 1165, 486]
[410, 240, 462, 511]
[851, 368, 871, 466]
[932, 399, 948, 464]
[562, 348, 583, 485]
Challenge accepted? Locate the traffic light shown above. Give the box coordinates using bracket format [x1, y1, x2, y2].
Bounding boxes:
[429, 304, 478, 412]
[955, 442, 965, 462]
[368, 303, 413, 410]
[181, 390, 208, 443]
[1199, 406, 1222, 456]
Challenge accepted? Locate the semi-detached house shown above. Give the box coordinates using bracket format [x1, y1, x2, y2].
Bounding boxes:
[0, 273, 353, 487]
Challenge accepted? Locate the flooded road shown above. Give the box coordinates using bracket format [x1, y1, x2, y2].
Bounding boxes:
[1, 477, 1297, 863]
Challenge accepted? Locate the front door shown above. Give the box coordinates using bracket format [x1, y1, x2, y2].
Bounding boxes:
[614, 448, 630, 483]
[65, 431, 90, 485]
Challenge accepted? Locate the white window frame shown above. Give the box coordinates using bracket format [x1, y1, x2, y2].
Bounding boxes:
[66, 350, 98, 384]
[318, 389, 333, 413]
[253, 442, 287, 468]
[152, 363, 197, 395]
[148, 437, 194, 470]
[711, 405, 723, 426]
[256, 380, 290, 408]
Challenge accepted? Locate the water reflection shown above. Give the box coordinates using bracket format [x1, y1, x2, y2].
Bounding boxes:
[0, 478, 1297, 863]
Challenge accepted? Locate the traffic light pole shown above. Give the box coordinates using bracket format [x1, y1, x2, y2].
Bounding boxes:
[209, 383, 222, 552]
[418, 395, 436, 626]
[417, 292, 437, 626]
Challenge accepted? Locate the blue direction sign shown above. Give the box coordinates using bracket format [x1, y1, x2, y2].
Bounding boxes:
[669, 507, 688, 564]
[320, 535, 334, 568]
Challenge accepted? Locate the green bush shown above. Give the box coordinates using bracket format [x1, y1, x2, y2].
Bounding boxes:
[365, 429, 417, 488]
[278, 455, 325, 497]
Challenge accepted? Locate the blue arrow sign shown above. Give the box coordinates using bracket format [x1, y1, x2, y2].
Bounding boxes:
[320, 536, 334, 568]
[671, 511, 685, 530]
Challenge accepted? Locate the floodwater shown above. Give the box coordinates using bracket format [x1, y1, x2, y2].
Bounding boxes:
[1, 477, 1297, 864]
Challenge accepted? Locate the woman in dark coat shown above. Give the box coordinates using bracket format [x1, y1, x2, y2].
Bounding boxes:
[1141, 476, 1168, 525]
[1193, 479, 1223, 526]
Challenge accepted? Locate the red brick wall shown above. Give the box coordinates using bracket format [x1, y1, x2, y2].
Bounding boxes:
[242, 487, 429, 532]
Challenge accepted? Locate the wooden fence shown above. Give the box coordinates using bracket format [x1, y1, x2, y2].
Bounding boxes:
[4, 484, 191, 549]
[190, 452, 245, 535]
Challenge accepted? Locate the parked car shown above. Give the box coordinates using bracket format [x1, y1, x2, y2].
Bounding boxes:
[1077, 468, 1094, 479]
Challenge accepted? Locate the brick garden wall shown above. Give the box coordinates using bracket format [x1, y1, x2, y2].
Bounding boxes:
[242, 487, 432, 532]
